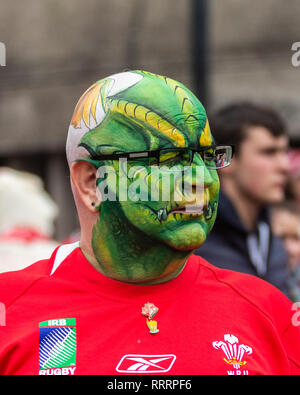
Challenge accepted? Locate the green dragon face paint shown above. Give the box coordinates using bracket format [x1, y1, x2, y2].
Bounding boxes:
[67, 70, 220, 283]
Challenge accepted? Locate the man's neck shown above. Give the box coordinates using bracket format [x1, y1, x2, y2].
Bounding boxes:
[221, 179, 261, 232]
[80, 216, 192, 286]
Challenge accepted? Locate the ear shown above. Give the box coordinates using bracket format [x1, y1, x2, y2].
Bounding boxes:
[70, 161, 101, 213]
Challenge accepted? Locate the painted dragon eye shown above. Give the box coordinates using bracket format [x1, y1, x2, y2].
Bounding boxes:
[159, 150, 191, 166]
[159, 151, 181, 163]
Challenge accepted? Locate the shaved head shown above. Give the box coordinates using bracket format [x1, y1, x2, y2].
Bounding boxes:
[66, 70, 211, 166]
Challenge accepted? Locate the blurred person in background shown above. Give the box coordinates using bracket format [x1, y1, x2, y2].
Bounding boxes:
[271, 201, 300, 302]
[195, 102, 290, 295]
[285, 148, 300, 207]
[0, 167, 59, 273]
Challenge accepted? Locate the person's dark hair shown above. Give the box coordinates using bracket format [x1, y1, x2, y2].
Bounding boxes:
[209, 102, 286, 154]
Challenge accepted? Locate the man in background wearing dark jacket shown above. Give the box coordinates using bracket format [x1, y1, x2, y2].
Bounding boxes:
[195, 102, 290, 295]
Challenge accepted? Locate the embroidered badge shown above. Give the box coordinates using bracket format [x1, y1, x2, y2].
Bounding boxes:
[212, 334, 253, 373]
[39, 318, 77, 375]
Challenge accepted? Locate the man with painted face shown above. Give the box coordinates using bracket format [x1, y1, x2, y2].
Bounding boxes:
[0, 71, 300, 375]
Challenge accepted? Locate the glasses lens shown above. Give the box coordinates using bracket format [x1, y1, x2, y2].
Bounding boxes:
[158, 149, 192, 167]
[203, 146, 232, 169]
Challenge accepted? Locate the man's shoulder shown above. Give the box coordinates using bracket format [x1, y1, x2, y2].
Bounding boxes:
[191, 253, 287, 296]
[0, 248, 58, 306]
[190, 254, 293, 327]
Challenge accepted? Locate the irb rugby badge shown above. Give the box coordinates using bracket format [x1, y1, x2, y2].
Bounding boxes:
[39, 318, 77, 375]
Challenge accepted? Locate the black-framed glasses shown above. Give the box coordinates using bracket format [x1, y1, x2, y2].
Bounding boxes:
[84, 145, 234, 170]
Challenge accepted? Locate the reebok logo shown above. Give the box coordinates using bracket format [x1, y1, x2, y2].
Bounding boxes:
[116, 354, 176, 373]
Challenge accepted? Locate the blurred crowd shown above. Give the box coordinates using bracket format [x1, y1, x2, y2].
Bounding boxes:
[271, 150, 300, 301]
[0, 168, 59, 273]
[1, 101, 300, 303]
[195, 102, 300, 303]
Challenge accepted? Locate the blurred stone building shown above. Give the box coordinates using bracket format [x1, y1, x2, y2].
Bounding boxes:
[0, 0, 299, 240]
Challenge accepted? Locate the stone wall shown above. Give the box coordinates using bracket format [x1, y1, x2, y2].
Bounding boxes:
[0, 0, 191, 155]
[209, 0, 300, 138]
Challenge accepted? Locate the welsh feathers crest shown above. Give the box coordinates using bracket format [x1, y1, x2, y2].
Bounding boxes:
[212, 334, 252, 370]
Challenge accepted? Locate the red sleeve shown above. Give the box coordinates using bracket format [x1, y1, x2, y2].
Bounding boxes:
[0, 258, 51, 307]
[282, 305, 300, 374]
